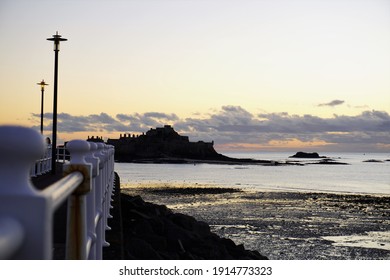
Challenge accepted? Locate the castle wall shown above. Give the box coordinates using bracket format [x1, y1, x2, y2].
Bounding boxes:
[106, 125, 220, 161]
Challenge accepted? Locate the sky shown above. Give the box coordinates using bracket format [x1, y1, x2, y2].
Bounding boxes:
[0, 0, 389, 152]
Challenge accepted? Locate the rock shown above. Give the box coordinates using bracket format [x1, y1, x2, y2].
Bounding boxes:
[171, 213, 198, 231]
[194, 221, 211, 235]
[221, 237, 236, 248]
[290, 151, 324, 158]
[149, 216, 165, 235]
[126, 238, 162, 259]
[309, 159, 349, 165]
[129, 209, 152, 220]
[143, 234, 168, 251]
[132, 219, 154, 235]
[164, 219, 198, 245]
[363, 159, 384, 163]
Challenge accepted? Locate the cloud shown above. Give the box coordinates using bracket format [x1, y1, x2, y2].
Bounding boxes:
[116, 112, 179, 132]
[31, 106, 390, 152]
[177, 108, 390, 151]
[32, 112, 128, 133]
[143, 112, 179, 121]
[318, 100, 345, 107]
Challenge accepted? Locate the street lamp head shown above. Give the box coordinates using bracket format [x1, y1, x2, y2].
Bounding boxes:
[47, 31, 67, 51]
[37, 79, 49, 91]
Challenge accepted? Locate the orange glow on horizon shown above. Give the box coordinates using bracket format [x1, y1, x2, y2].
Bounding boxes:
[216, 139, 334, 152]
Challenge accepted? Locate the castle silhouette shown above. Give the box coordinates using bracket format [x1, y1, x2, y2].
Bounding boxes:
[91, 125, 224, 162]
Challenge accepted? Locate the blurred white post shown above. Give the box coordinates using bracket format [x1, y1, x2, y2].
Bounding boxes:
[0, 126, 52, 259]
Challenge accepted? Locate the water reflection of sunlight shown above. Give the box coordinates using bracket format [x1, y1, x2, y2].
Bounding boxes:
[323, 231, 390, 251]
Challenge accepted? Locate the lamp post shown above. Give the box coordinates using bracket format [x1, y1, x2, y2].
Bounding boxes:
[37, 79, 49, 135]
[47, 31, 67, 174]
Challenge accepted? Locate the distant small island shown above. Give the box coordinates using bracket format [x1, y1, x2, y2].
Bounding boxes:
[289, 151, 326, 158]
[288, 151, 349, 165]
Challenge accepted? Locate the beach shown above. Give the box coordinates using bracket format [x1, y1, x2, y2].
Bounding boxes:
[122, 182, 390, 260]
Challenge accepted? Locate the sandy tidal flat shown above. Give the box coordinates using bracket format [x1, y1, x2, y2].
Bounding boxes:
[122, 182, 390, 260]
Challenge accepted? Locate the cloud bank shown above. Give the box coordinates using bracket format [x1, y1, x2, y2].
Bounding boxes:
[32, 106, 390, 152]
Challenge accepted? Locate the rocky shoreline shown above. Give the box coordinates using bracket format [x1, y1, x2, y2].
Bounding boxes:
[120, 193, 267, 259]
[123, 182, 390, 260]
[116, 156, 281, 165]
[115, 155, 351, 166]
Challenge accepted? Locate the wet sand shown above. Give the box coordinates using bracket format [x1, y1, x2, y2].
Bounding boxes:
[122, 182, 390, 260]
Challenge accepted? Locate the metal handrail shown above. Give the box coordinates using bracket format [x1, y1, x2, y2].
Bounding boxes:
[43, 171, 84, 210]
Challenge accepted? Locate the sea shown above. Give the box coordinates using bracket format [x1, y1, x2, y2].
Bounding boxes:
[115, 152, 390, 196]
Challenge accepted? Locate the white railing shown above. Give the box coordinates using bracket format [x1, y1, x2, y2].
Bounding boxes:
[31, 143, 81, 176]
[56, 145, 70, 163]
[30, 144, 52, 177]
[0, 126, 115, 259]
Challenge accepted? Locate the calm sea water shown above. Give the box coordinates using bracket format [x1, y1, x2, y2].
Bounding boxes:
[115, 152, 390, 195]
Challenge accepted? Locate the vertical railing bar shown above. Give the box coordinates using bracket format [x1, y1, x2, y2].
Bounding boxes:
[64, 140, 92, 260]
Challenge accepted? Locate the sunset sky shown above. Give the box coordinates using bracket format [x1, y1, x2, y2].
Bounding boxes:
[0, 0, 389, 152]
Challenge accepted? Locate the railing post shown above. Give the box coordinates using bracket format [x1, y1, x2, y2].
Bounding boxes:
[0, 126, 52, 259]
[109, 144, 115, 198]
[64, 140, 92, 260]
[104, 144, 114, 220]
[99, 143, 111, 246]
[43, 144, 52, 173]
[106, 145, 114, 222]
[49, 145, 53, 170]
[85, 142, 99, 259]
[93, 143, 109, 256]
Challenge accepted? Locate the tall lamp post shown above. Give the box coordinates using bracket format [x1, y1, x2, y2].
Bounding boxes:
[37, 79, 49, 135]
[47, 31, 67, 174]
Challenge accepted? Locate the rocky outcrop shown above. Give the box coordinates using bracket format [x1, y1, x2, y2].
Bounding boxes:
[121, 194, 267, 260]
[289, 152, 349, 165]
[308, 159, 349, 165]
[289, 151, 325, 158]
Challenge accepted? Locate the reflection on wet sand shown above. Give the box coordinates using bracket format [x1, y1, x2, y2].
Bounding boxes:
[123, 182, 390, 260]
